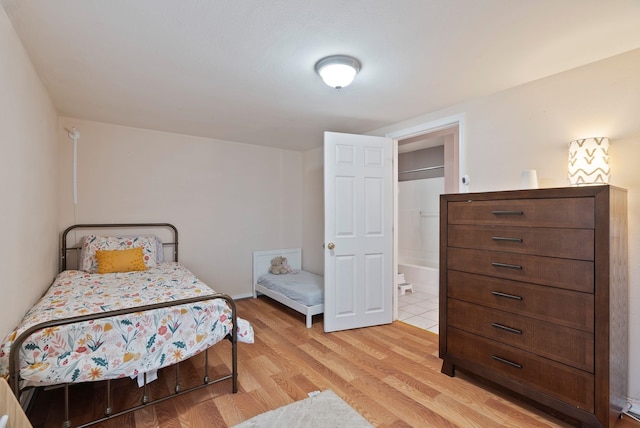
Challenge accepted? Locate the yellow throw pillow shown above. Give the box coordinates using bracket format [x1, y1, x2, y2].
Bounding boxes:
[95, 247, 147, 274]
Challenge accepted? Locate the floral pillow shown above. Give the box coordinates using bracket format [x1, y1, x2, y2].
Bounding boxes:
[79, 235, 159, 273]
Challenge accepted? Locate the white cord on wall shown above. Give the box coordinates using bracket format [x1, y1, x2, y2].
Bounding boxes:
[67, 127, 80, 205]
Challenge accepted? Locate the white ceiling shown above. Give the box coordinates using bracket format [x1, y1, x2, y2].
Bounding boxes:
[3, 0, 640, 151]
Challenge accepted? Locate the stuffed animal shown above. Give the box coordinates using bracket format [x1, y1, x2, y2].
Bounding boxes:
[282, 258, 294, 274]
[269, 256, 290, 275]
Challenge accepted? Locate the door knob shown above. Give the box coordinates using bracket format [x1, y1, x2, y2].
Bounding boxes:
[327, 242, 335, 250]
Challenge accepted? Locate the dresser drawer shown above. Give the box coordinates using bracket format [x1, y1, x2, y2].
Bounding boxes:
[448, 299, 594, 371]
[447, 248, 594, 292]
[447, 197, 594, 228]
[447, 271, 594, 331]
[448, 225, 594, 260]
[446, 328, 595, 412]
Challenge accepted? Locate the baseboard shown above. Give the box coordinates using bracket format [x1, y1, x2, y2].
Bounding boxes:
[232, 292, 254, 300]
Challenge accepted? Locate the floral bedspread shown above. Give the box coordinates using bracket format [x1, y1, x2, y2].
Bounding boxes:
[0, 263, 253, 385]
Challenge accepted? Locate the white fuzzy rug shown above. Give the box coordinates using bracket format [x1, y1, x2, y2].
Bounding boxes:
[232, 390, 373, 428]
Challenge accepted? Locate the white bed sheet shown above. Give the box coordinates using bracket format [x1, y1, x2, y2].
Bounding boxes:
[257, 270, 324, 307]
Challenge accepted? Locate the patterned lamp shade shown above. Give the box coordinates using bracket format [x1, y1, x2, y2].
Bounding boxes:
[568, 137, 610, 186]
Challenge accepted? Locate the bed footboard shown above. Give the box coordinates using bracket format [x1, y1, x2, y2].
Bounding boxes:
[9, 293, 238, 428]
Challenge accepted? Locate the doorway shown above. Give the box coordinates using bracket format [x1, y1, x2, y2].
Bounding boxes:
[386, 115, 464, 332]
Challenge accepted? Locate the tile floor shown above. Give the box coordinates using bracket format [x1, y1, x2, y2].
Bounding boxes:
[398, 287, 439, 334]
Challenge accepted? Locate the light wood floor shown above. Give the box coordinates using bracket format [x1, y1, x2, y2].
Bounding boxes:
[28, 296, 640, 427]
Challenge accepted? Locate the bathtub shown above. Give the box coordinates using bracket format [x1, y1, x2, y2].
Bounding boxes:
[397, 262, 439, 295]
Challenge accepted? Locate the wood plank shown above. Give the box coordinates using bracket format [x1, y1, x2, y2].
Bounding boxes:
[0, 378, 32, 428]
[23, 297, 640, 428]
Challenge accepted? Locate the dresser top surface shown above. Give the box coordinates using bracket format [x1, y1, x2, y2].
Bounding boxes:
[441, 185, 625, 202]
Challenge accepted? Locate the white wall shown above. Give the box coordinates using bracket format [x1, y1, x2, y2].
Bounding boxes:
[368, 48, 640, 402]
[58, 117, 303, 299]
[397, 178, 444, 268]
[0, 8, 59, 338]
[301, 147, 324, 275]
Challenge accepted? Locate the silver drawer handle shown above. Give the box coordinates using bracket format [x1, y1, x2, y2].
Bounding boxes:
[491, 291, 523, 301]
[492, 236, 523, 243]
[491, 322, 522, 335]
[492, 210, 524, 216]
[492, 262, 523, 270]
[492, 355, 522, 369]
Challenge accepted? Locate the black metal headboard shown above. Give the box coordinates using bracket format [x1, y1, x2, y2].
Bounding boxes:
[61, 223, 179, 272]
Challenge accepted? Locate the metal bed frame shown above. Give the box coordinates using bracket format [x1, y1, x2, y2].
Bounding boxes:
[8, 223, 238, 428]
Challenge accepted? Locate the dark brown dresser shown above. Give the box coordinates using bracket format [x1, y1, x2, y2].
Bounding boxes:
[439, 186, 627, 428]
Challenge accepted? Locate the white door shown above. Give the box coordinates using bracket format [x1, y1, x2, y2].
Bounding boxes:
[324, 131, 393, 332]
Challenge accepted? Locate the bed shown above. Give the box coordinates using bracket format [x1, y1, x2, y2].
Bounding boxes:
[252, 248, 324, 328]
[0, 223, 253, 427]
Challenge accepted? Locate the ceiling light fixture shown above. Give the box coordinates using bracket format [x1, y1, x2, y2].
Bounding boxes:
[315, 55, 361, 89]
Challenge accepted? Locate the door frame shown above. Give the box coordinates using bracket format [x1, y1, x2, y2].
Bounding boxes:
[385, 113, 466, 321]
